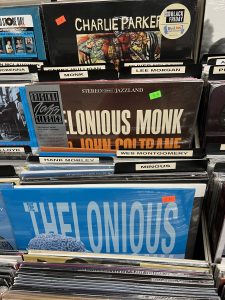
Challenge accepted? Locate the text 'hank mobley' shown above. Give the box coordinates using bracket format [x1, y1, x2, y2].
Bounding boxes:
[64, 109, 184, 135]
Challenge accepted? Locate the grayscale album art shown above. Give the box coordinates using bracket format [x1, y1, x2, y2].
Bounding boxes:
[0, 87, 29, 141]
[201, 0, 225, 56]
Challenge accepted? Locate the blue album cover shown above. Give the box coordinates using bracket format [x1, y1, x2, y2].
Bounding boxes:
[0, 184, 16, 251]
[0, 6, 46, 60]
[0, 183, 206, 257]
[0, 85, 37, 147]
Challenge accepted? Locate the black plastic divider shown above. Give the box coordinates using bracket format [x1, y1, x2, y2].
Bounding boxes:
[207, 57, 225, 66]
[0, 65, 38, 74]
[202, 54, 225, 65]
[116, 148, 205, 159]
[0, 146, 31, 161]
[214, 163, 225, 173]
[38, 69, 118, 81]
[28, 155, 114, 164]
[41, 63, 115, 71]
[206, 143, 225, 155]
[0, 166, 16, 177]
[0, 61, 45, 69]
[119, 64, 202, 79]
[208, 65, 225, 80]
[115, 159, 208, 174]
[119, 59, 194, 68]
[0, 146, 31, 155]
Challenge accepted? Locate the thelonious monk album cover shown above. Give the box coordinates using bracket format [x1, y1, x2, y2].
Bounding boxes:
[26, 78, 203, 151]
[0, 182, 206, 258]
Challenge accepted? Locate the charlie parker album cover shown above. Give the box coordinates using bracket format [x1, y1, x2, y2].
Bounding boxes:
[42, 0, 201, 67]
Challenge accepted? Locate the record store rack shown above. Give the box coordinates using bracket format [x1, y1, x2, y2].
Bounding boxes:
[0, 0, 225, 299]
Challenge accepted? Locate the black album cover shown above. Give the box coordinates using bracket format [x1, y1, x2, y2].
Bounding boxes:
[203, 81, 225, 145]
[26, 79, 204, 150]
[210, 182, 225, 262]
[41, 0, 202, 68]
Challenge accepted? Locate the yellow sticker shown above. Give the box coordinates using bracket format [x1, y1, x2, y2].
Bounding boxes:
[159, 4, 191, 40]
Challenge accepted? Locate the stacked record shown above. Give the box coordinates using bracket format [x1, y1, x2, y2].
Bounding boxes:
[2, 251, 219, 300]
[206, 167, 225, 263]
[0, 254, 22, 300]
[215, 258, 225, 300]
[19, 159, 115, 181]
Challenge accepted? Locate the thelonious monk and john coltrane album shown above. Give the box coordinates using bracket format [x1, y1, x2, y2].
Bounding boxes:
[26, 79, 203, 150]
[41, 0, 200, 67]
[0, 183, 206, 258]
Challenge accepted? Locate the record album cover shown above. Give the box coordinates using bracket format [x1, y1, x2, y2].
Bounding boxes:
[0, 183, 206, 257]
[209, 180, 225, 262]
[41, 0, 201, 67]
[0, 5, 46, 60]
[200, 0, 225, 58]
[0, 84, 37, 147]
[0, 184, 16, 252]
[26, 79, 203, 150]
[203, 81, 225, 145]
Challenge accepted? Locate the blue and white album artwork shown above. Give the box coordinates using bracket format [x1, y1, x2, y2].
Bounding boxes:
[0, 85, 37, 147]
[0, 183, 206, 257]
[0, 184, 17, 251]
[0, 6, 46, 60]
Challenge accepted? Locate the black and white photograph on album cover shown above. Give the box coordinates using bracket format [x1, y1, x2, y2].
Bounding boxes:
[0, 87, 29, 142]
[201, 0, 225, 56]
